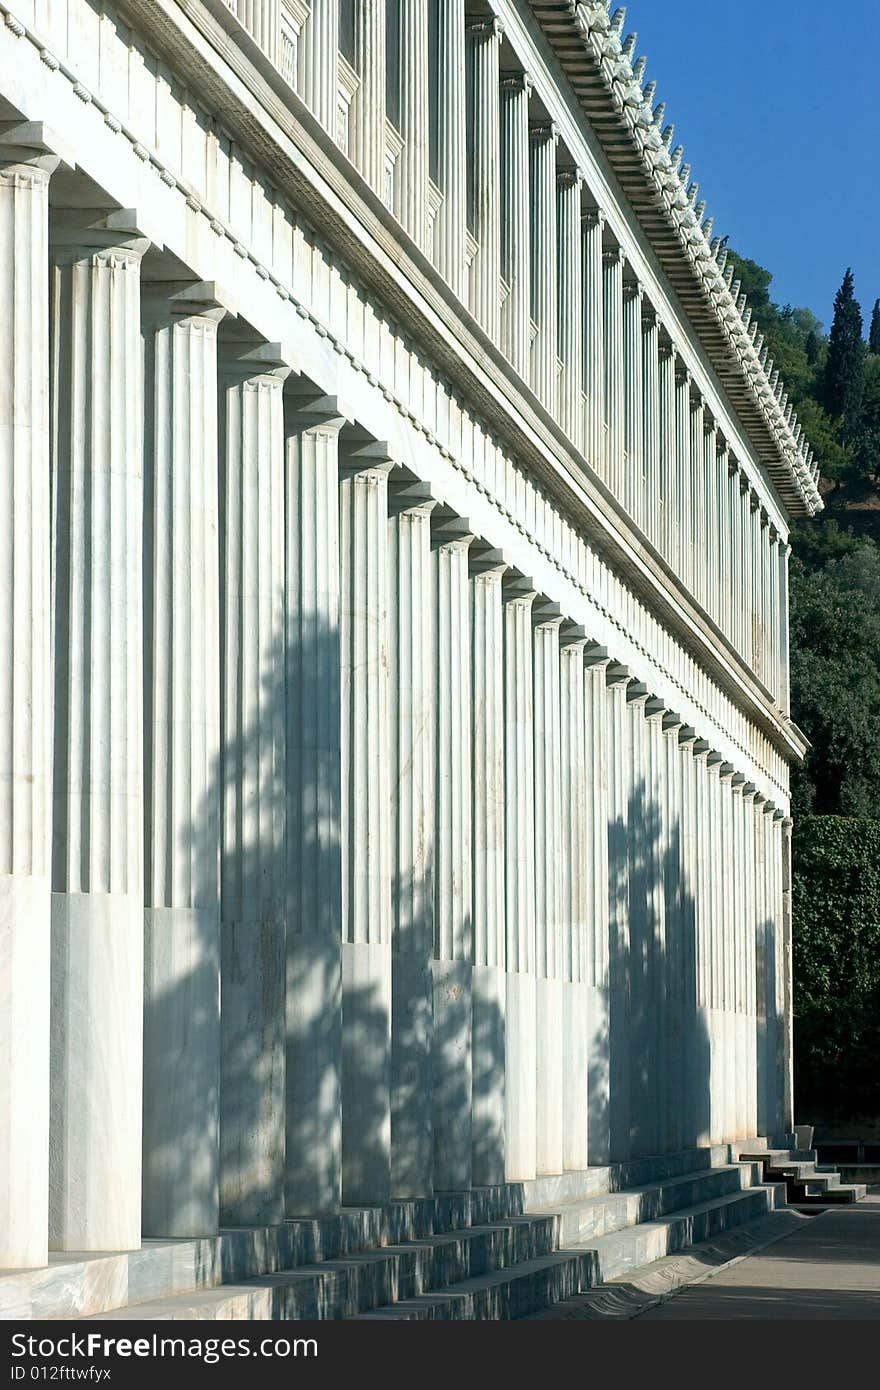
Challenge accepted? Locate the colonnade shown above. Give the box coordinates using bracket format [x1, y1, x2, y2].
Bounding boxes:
[0, 135, 791, 1272]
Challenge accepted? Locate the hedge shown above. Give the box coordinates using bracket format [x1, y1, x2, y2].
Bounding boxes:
[792, 816, 880, 1122]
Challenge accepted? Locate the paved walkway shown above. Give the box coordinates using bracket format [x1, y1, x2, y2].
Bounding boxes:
[640, 1194, 880, 1319]
[527, 1193, 880, 1320]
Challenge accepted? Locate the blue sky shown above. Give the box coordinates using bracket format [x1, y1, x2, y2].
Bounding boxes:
[622, 0, 879, 334]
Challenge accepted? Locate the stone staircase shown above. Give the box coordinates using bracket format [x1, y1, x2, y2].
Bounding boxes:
[0, 1143, 799, 1323]
[734, 1140, 867, 1207]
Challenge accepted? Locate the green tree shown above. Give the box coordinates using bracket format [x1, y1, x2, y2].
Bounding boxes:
[789, 540, 880, 816]
[870, 298, 880, 355]
[822, 268, 865, 439]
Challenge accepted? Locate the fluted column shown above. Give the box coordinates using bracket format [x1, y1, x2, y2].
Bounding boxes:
[584, 648, 611, 1163]
[388, 484, 435, 1199]
[396, 0, 429, 246]
[432, 519, 474, 1190]
[605, 661, 631, 1160]
[645, 697, 668, 1153]
[301, 0, 339, 134]
[557, 169, 583, 447]
[0, 134, 57, 1268]
[688, 394, 704, 604]
[701, 418, 717, 615]
[529, 121, 559, 411]
[435, 0, 467, 296]
[339, 445, 394, 1204]
[779, 541, 791, 715]
[662, 709, 685, 1154]
[533, 603, 564, 1174]
[625, 680, 653, 1156]
[141, 283, 225, 1239]
[603, 246, 625, 497]
[235, 0, 279, 58]
[503, 576, 537, 1179]
[622, 280, 643, 524]
[470, 551, 507, 1185]
[582, 209, 605, 473]
[658, 343, 675, 568]
[467, 16, 502, 337]
[284, 392, 347, 1216]
[718, 762, 736, 1141]
[49, 209, 149, 1251]
[642, 307, 660, 547]
[560, 633, 589, 1171]
[742, 782, 759, 1136]
[351, 0, 386, 193]
[677, 727, 700, 1147]
[674, 364, 692, 590]
[780, 814, 794, 1135]
[500, 72, 532, 377]
[217, 343, 290, 1226]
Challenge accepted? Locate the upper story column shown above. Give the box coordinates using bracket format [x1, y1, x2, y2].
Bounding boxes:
[603, 245, 625, 498]
[674, 362, 692, 592]
[396, 0, 429, 248]
[559, 628, 589, 1172]
[0, 125, 59, 1269]
[642, 305, 660, 548]
[467, 15, 503, 339]
[529, 121, 559, 412]
[582, 209, 605, 474]
[500, 71, 532, 378]
[49, 208, 150, 1252]
[301, 0, 339, 134]
[557, 168, 584, 448]
[351, 0, 386, 194]
[435, 0, 467, 297]
[622, 280, 644, 525]
[658, 340, 676, 567]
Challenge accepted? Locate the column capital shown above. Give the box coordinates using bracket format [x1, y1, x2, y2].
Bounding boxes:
[605, 661, 632, 689]
[692, 738, 711, 760]
[662, 709, 684, 734]
[284, 382, 350, 435]
[706, 750, 724, 772]
[583, 641, 611, 669]
[641, 303, 659, 330]
[468, 539, 509, 577]
[625, 680, 650, 707]
[49, 206, 150, 262]
[219, 340, 293, 386]
[731, 772, 747, 793]
[603, 245, 626, 268]
[782, 815, 793, 830]
[431, 510, 475, 550]
[529, 120, 559, 145]
[678, 725, 698, 748]
[719, 762, 736, 781]
[388, 476, 436, 519]
[532, 595, 564, 630]
[0, 118, 72, 175]
[622, 279, 644, 303]
[500, 70, 533, 96]
[559, 621, 589, 649]
[339, 436, 399, 479]
[466, 15, 504, 39]
[742, 782, 758, 801]
[140, 279, 228, 326]
[557, 167, 584, 190]
[773, 808, 786, 822]
[581, 206, 606, 231]
[658, 338, 676, 361]
[501, 571, 538, 604]
[674, 359, 691, 386]
[644, 696, 667, 723]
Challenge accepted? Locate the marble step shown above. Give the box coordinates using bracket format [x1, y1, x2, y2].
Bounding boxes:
[738, 1149, 866, 1204]
[526, 1162, 767, 1244]
[86, 1216, 561, 1321]
[354, 1183, 785, 1320]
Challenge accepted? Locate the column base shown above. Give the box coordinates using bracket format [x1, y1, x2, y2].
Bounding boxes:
[49, 890, 143, 1253]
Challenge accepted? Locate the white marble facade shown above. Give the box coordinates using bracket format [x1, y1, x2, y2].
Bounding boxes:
[0, 0, 815, 1267]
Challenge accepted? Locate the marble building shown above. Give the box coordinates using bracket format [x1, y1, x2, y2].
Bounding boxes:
[0, 0, 821, 1284]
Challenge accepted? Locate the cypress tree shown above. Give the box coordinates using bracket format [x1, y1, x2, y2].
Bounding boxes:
[823, 268, 864, 438]
[870, 299, 880, 355]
